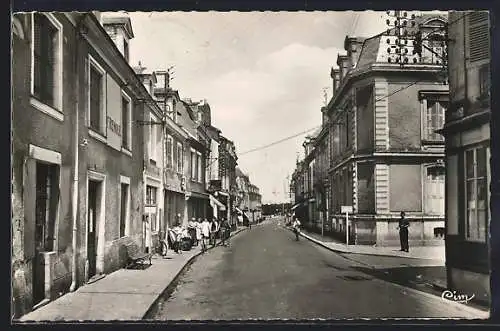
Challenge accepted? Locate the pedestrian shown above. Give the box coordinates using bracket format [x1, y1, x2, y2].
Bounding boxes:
[210, 218, 219, 247]
[195, 218, 203, 247]
[398, 211, 410, 252]
[201, 218, 211, 252]
[292, 216, 301, 241]
[220, 218, 231, 247]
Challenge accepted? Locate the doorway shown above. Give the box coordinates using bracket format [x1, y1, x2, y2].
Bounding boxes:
[33, 162, 58, 305]
[87, 180, 100, 278]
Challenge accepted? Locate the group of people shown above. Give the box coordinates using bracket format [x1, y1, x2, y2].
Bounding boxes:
[190, 217, 232, 252]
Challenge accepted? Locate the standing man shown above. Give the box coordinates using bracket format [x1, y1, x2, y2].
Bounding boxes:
[201, 218, 211, 252]
[398, 211, 410, 252]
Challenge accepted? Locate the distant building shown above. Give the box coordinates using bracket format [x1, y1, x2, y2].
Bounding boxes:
[440, 11, 491, 305]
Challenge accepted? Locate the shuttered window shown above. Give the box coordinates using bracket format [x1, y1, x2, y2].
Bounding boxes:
[33, 14, 58, 107]
[468, 11, 490, 63]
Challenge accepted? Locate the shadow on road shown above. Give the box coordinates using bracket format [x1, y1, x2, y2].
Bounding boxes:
[348, 265, 489, 312]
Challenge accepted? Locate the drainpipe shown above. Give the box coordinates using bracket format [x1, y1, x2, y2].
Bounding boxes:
[70, 14, 86, 292]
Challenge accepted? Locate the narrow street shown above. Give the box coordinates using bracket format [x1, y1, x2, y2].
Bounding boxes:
[147, 218, 481, 320]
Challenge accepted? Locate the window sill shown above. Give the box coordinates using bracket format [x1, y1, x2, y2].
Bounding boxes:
[88, 129, 107, 144]
[121, 147, 132, 157]
[30, 97, 64, 122]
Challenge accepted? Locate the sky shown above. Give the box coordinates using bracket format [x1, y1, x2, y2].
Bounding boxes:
[127, 11, 390, 203]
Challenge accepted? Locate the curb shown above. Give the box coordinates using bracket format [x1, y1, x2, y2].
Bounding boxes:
[286, 227, 489, 318]
[142, 227, 247, 319]
[289, 227, 443, 261]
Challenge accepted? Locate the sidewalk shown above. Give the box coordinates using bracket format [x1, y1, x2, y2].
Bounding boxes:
[17, 227, 247, 322]
[297, 227, 445, 261]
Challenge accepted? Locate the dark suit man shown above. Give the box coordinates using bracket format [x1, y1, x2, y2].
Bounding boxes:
[398, 211, 410, 252]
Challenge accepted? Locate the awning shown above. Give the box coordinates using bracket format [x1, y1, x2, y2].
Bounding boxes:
[209, 194, 226, 211]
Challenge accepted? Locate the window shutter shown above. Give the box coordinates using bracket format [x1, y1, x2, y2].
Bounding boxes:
[468, 11, 490, 63]
[23, 158, 37, 260]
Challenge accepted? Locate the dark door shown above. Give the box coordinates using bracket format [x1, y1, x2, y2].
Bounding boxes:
[120, 184, 128, 238]
[87, 181, 98, 278]
[33, 163, 50, 304]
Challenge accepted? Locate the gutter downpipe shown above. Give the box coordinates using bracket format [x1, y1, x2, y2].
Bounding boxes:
[70, 14, 86, 292]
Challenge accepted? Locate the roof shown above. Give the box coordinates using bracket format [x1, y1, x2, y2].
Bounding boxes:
[349, 14, 447, 75]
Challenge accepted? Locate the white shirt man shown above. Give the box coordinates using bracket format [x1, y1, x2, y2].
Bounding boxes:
[201, 219, 211, 238]
[292, 219, 301, 230]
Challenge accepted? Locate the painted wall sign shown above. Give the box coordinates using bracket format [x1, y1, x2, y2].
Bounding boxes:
[106, 76, 122, 151]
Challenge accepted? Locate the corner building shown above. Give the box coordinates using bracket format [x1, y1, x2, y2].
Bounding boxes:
[326, 14, 449, 246]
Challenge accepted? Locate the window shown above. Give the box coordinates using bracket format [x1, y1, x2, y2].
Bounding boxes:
[119, 183, 129, 237]
[32, 13, 62, 110]
[424, 99, 446, 141]
[35, 162, 59, 251]
[468, 11, 490, 63]
[424, 165, 445, 215]
[166, 135, 173, 168]
[88, 57, 106, 134]
[191, 150, 197, 180]
[465, 147, 488, 242]
[176, 143, 183, 173]
[479, 64, 490, 99]
[197, 153, 202, 183]
[121, 94, 131, 149]
[149, 122, 157, 163]
[146, 185, 157, 206]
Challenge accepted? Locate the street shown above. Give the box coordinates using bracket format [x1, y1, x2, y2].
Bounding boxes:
[147, 218, 482, 320]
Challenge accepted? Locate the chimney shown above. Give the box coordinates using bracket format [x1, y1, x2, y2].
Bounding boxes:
[344, 36, 365, 69]
[101, 12, 134, 63]
[337, 55, 349, 84]
[330, 67, 341, 95]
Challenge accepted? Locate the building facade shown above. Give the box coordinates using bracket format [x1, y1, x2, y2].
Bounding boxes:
[11, 12, 147, 317]
[153, 86, 189, 229]
[441, 11, 491, 304]
[325, 15, 449, 246]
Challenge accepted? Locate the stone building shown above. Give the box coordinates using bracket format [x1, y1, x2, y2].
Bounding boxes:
[440, 11, 491, 305]
[153, 86, 189, 228]
[178, 99, 210, 222]
[11, 12, 147, 317]
[325, 14, 449, 246]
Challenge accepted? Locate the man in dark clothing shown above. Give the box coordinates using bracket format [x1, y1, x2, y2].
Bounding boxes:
[398, 211, 410, 252]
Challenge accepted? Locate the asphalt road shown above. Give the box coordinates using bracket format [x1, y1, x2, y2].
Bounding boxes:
[149, 219, 486, 320]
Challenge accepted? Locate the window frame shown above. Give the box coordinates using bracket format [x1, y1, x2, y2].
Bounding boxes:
[464, 146, 489, 243]
[176, 142, 183, 174]
[30, 12, 64, 121]
[121, 90, 132, 152]
[420, 94, 446, 143]
[166, 135, 174, 169]
[423, 164, 445, 215]
[145, 185, 158, 206]
[149, 114, 158, 164]
[190, 149, 197, 180]
[87, 54, 107, 136]
[197, 151, 203, 183]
